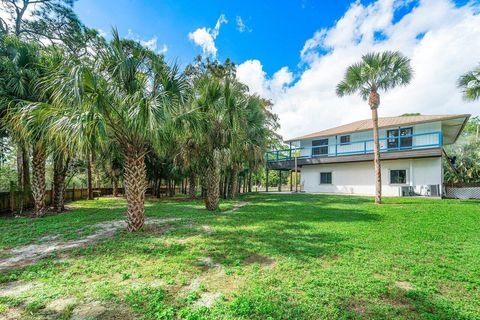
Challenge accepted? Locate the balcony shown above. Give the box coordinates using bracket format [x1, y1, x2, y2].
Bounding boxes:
[266, 131, 442, 166]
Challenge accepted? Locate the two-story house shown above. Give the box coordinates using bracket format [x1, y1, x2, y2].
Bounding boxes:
[266, 114, 470, 197]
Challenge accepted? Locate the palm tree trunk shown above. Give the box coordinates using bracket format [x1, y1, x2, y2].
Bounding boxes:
[16, 145, 31, 214]
[248, 170, 252, 193]
[86, 150, 94, 200]
[205, 157, 220, 211]
[371, 104, 382, 204]
[124, 147, 147, 231]
[188, 172, 196, 199]
[16, 147, 24, 214]
[112, 176, 119, 197]
[53, 155, 69, 212]
[31, 143, 46, 217]
[229, 165, 240, 199]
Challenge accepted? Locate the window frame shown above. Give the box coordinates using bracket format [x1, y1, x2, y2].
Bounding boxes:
[339, 135, 350, 145]
[389, 169, 408, 185]
[319, 172, 333, 185]
[312, 138, 329, 156]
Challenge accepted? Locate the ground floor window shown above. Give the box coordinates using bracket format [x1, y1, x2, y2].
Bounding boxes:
[320, 172, 332, 184]
[390, 169, 407, 184]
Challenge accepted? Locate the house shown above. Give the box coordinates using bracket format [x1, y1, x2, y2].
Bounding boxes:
[266, 114, 470, 197]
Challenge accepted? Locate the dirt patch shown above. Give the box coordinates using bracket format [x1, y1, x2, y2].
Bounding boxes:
[242, 254, 275, 267]
[0, 281, 36, 297]
[71, 301, 106, 320]
[143, 224, 173, 235]
[201, 225, 213, 235]
[395, 281, 414, 291]
[346, 300, 367, 316]
[194, 292, 222, 308]
[196, 256, 221, 269]
[0, 218, 180, 272]
[223, 201, 249, 213]
[0, 308, 22, 320]
[183, 257, 243, 308]
[45, 297, 77, 313]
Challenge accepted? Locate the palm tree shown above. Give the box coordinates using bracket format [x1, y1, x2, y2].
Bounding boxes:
[242, 95, 277, 192]
[458, 65, 480, 102]
[224, 80, 248, 199]
[193, 75, 230, 210]
[0, 35, 39, 214]
[36, 30, 187, 230]
[336, 51, 413, 204]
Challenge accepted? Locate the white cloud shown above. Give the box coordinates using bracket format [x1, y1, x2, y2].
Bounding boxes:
[236, 16, 252, 33]
[237, 0, 480, 140]
[188, 14, 228, 58]
[125, 30, 167, 54]
[159, 44, 168, 54]
[237, 60, 293, 100]
[97, 28, 107, 37]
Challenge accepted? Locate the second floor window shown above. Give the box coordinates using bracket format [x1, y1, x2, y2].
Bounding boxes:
[312, 139, 329, 156]
[340, 135, 350, 145]
[387, 127, 413, 149]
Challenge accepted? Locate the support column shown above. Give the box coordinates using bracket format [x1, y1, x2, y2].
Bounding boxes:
[266, 167, 269, 192]
[278, 170, 281, 192]
[290, 171, 293, 191]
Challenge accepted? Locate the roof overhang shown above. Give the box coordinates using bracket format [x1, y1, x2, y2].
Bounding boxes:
[441, 115, 470, 145]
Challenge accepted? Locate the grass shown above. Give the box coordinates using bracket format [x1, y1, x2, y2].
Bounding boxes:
[0, 193, 479, 319]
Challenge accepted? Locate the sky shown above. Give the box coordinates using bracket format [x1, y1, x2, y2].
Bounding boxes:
[72, 0, 480, 140]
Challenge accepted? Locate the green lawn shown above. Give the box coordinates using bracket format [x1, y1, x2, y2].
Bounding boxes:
[0, 194, 479, 319]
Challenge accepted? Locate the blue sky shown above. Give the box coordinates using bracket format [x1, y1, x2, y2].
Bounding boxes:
[74, 0, 479, 138]
[74, 0, 379, 74]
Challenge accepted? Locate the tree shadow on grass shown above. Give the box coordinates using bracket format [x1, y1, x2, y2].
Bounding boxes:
[344, 288, 474, 320]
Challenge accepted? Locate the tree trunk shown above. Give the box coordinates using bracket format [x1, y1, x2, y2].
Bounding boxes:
[229, 165, 240, 199]
[201, 175, 206, 199]
[248, 170, 252, 193]
[223, 173, 228, 199]
[31, 143, 46, 217]
[86, 150, 94, 200]
[16, 147, 24, 214]
[112, 176, 119, 197]
[369, 91, 382, 204]
[205, 157, 220, 211]
[53, 154, 69, 212]
[188, 172, 196, 199]
[123, 148, 147, 231]
[16, 145, 31, 214]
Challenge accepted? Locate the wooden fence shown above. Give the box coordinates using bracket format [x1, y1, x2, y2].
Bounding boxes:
[0, 187, 123, 214]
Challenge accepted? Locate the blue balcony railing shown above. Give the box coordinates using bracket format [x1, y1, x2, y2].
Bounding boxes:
[266, 131, 442, 162]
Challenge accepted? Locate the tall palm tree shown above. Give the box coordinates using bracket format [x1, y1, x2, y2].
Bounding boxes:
[224, 80, 248, 199]
[0, 35, 39, 213]
[194, 75, 230, 210]
[36, 30, 186, 230]
[458, 65, 480, 102]
[336, 51, 413, 204]
[242, 95, 277, 192]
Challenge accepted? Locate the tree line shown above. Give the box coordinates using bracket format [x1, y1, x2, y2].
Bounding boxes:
[0, 0, 279, 231]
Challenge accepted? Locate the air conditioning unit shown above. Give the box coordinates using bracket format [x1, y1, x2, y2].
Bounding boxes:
[399, 186, 414, 196]
[428, 185, 440, 197]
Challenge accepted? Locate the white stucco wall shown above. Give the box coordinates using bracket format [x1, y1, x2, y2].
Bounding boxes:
[300, 157, 442, 196]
